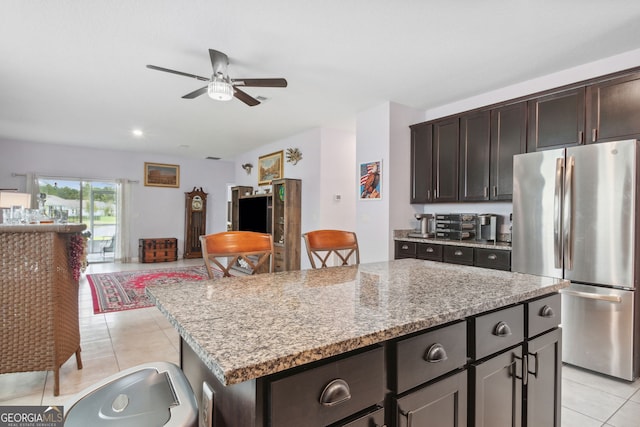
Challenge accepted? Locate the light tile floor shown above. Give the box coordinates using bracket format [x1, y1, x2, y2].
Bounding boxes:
[1, 259, 640, 426]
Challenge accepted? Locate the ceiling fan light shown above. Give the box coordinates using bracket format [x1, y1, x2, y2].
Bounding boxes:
[207, 76, 234, 101]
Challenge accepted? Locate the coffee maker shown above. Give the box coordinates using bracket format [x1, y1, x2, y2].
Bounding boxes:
[408, 213, 434, 238]
[476, 214, 499, 243]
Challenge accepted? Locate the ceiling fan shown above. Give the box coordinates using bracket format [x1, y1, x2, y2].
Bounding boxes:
[146, 49, 287, 107]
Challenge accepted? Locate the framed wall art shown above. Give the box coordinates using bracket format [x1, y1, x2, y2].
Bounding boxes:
[359, 160, 382, 200]
[258, 150, 284, 185]
[144, 162, 180, 188]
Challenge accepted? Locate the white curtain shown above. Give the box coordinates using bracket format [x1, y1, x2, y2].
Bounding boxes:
[25, 173, 40, 209]
[116, 179, 133, 263]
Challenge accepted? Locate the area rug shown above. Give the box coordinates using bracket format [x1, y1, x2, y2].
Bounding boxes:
[87, 265, 210, 314]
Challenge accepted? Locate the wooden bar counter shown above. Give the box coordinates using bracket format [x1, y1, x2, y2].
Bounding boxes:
[0, 223, 86, 396]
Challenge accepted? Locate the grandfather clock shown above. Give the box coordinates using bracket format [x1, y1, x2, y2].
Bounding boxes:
[184, 187, 207, 259]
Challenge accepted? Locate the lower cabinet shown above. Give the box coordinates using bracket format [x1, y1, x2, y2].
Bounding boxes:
[469, 347, 523, 427]
[525, 328, 562, 427]
[395, 240, 511, 271]
[395, 370, 468, 427]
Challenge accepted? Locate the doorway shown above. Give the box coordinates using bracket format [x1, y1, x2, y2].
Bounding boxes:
[37, 177, 118, 263]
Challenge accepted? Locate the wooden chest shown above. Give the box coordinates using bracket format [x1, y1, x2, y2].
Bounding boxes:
[138, 238, 178, 263]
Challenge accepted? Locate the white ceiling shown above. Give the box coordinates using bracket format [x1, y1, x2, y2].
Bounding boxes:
[2, 0, 640, 160]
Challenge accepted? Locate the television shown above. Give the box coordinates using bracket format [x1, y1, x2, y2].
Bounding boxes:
[238, 197, 271, 234]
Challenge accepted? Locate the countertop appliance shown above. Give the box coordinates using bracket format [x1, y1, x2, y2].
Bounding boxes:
[408, 213, 434, 238]
[512, 139, 640, 380]
[476, 214, 499, 244]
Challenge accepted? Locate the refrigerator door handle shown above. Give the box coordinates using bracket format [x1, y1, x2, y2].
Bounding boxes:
[560, 289, 622, 303]
[554, 158, 564, 269]
[564, 156, 575, 270]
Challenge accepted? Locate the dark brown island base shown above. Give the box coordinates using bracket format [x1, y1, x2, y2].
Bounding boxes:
[147, 258, 568, 427]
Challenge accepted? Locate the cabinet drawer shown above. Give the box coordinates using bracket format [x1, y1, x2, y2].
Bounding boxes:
[527, 293, 561, 338]
[396, 241, 417, 259]
[443, 245, 474, 265]
[417, 243, 443, 261]
[469, 304, 524, 360]
[270, 346, 385, 427]
[474, 248, 511, 270]
[341, 406, 384, 427]
[393, 321, 466, 394]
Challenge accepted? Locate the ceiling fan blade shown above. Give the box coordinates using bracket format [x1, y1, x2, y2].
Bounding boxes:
[146, 64, 209, 82]
[182, 86, 208, 99]
[233, 87, 260, 106]
[208, 49, 229, 75]
[233, 78, 288, 88]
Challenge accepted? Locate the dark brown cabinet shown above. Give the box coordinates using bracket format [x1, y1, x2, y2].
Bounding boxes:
[460, 110, 491, 201]
[433, 118, 460, 202]
[586, 72, 640, 143]
[395, 240, 511, 271]
[410, 123, 434, 203]
[490, 102, 527, 200]
[527, 88, 585, 152]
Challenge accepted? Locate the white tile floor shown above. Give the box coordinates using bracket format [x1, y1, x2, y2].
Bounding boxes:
[1, 259, 640, 426]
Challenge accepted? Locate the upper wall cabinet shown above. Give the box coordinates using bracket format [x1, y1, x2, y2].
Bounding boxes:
[433, 117, 460, 202]
[459, 110, 491, 201]
[410, 123, 433, 203]
[527, 87, 585, 152]
[586, 72, 640, 143]
[490, 102, 527, 200]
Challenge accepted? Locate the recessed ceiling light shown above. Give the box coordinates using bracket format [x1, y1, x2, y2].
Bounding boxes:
[132, 129, 144, 137]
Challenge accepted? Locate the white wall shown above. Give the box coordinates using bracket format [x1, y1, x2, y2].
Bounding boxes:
[233, 127, 356, 269]
[0, 139, 234, 259]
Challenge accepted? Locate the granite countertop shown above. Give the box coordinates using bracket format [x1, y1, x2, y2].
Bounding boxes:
[146, 258, 567, 386]
[395, 236, 513, 250]
[0, 223, 86, 233]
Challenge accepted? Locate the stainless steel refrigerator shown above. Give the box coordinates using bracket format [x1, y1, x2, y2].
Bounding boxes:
[512, 139, 640, 380]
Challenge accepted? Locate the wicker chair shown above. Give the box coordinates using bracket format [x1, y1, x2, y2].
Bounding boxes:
[303, 229, 360, 268]
[0, 226, 84, 396]
[199, 231, 274, 278]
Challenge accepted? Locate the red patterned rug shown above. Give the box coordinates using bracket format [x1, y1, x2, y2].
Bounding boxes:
[87, 265, 210, 314]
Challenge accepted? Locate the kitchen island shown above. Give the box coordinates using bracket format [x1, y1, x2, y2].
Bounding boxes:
[147, 258, 568, 426]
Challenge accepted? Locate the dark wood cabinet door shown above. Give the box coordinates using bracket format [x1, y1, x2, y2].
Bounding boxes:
[586, 72, 640, 143]
[395, 370, 467, 427]
[490, 102, 526, 200]
[410, 123, 433, 203]
[433, 118, 460, 202]
[527, 88, 585, 152]
[460, 110, 491, 201]
[526, 328, 562, 427]
[470, 347, 523, 427]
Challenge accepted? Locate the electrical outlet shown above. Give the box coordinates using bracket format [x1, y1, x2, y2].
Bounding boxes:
[200, 382, 214, 427]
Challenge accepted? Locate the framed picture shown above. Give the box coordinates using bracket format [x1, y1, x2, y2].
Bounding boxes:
[360, 160, 382, 200]
[144, 162, 180, 188]
[258, 150, 284, 185]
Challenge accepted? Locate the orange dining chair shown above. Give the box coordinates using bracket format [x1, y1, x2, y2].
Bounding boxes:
[303, 229, 360, 269]
[199, 231, 274, 279]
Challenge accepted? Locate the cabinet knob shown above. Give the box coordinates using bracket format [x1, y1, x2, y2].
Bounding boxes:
[454, 250, 463, 256]
[539, 305, 555, 318]
[487, 253, 497, 260]
[426, 247, 434, 253]
[401, 245, 409, 250]
[493, 321, 512, 337]
[319, 379, 351, 407]
[424, 343, 448, 363]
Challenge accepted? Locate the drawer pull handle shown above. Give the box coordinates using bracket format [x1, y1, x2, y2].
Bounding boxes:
[539, 305, 555, 318]
[493, 321, 512, 337]
[424, 343, 448, 363]
[402, 245, 409, 250]
[487, 254, 497, 260]
[319, 379, 351, 407]
[454, 250, 463, 256]
[426, 247, 434, 253]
